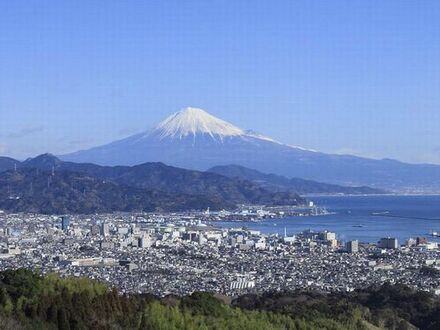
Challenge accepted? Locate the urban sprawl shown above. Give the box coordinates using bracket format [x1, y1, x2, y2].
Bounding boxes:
[1, 207, 440, 297]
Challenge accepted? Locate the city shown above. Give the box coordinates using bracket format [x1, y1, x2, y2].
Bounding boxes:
[2, 1, 440, 328]
[1, 210, 439, 297]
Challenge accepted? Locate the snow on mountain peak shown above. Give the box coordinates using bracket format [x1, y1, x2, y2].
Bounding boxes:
[153, 107, 245, 139]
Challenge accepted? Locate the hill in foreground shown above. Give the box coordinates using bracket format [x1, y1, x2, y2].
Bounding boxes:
[1, 270, 439, 329]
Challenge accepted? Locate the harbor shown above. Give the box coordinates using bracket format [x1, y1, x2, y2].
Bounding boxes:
[214, 195, 440, 244]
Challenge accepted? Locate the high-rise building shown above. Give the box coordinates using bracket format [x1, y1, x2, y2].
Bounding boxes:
[319, 230, 336, 241]
[101, 222, 110, 237]
[61, 216, 70, 232]
[416, 237, 428, 245]
[378, 237, 399, 249]
[346, 240, 359, 253]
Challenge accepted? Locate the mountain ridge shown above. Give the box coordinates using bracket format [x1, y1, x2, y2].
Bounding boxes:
[208, 164, 386, 195]
[60, 108, 440, 192]
[0, 167, 229, 214]
[0, 154, 306, 213]
[0, 153, 385, 196]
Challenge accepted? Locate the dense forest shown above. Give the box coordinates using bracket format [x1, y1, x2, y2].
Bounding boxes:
[1, 269, 440, 329]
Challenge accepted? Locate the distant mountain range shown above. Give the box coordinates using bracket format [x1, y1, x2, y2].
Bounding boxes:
[208, 165, 386, 195]
[0, 154, 305, 214]
[59, 107, 440, 192]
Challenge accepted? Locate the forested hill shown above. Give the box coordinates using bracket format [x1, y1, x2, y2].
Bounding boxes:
[209, 165, 387, 195]
[0, 168, 230, 214]
[24, 154, 306, 206]
[0, 163, 306, 214]
[1, 270, 440, 329]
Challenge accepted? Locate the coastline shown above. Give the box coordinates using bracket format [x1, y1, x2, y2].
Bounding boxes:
[212, 195, 440, 244]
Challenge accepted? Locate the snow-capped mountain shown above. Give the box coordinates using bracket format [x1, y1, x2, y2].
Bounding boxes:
[61, 107, 440, 191]
[153, 107, 245, 140]
[62, 106, 296, 168]
[142, 107, 279, 143]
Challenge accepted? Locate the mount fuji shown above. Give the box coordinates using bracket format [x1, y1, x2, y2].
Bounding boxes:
[62, 107, 440, 191]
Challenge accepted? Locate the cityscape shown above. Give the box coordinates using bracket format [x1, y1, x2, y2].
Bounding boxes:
[1, 210, 439, 298]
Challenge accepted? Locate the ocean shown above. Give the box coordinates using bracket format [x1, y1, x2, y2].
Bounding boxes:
[213, 195, 440, 244]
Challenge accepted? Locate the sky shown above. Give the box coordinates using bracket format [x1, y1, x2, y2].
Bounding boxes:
[1, 1, 439, 163]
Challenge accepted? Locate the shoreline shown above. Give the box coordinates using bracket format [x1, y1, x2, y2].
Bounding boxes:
[304, 193, 440, 197]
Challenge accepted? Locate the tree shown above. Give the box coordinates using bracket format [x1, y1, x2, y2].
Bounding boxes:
[0, 288, 13, 315]
[58, 309, 70, 330]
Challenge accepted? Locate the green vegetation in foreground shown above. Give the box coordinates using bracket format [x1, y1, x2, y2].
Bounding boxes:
[0, 269, 440, 329]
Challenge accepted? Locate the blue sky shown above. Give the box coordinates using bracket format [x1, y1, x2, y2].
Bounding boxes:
[1, 1, 439, 163]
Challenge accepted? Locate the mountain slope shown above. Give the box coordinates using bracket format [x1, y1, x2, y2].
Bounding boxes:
[0, 156, 19, 173]
[0, 168, 230, 214]
[53, 155, 307, 206]
[65, 161, 305, 205]
[60, 107, 440, 192]
[0, 154, 306, 213]
[208, 165, 386, 195]
[61, 107, 282, 170]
